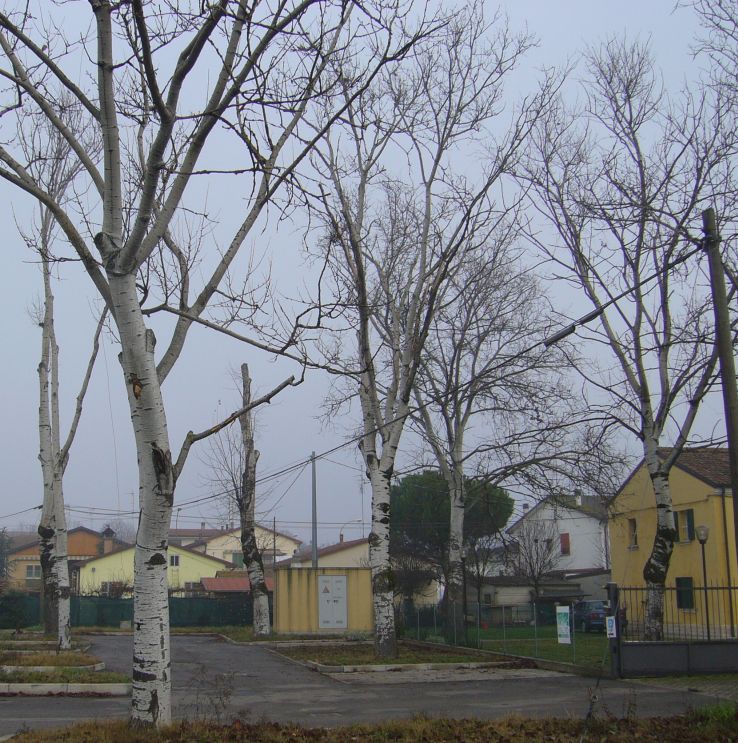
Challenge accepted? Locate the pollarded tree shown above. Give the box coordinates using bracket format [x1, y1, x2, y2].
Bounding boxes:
[201, 364, 277, 637]
[311, 1, 555, 659]
[521, 38, 736, 639]
[0, 1, 423, 725]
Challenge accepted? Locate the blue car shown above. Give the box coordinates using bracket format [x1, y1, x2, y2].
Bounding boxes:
[572, 600, 608, 633]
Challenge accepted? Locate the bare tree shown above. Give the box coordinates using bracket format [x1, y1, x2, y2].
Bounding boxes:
[0, 1, 420, 725]
[521, 38, 735, 639]
[18, 103, 104, 650]
[411, 239, 618, 613]
[505, 518, 560, 598]
[310, 3, 552, 658]
[202, 364, 273, 636]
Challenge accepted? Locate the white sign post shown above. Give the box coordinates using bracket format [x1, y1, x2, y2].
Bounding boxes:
[606, 615, 617, 639]
[556, 605, 571, 645]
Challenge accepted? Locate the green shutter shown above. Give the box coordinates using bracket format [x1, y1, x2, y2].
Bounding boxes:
[686, 509, 695, 541]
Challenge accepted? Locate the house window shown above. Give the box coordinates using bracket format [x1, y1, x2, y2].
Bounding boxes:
[170, 554, 180, 568]
[675, 577, 695, 610]
[25, 565, 41, 579]
[628, 519, 638, 548]
[230, 552, 245, 568]
[673, 509, 695, 543]
[559, 533, 571, 556]
[483, 593, 492, 605]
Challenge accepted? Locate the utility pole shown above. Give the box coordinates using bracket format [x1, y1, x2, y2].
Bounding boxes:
[273, 516, 277, 573]
[311, 452, 318, 569]
[703, 208, 738, 566]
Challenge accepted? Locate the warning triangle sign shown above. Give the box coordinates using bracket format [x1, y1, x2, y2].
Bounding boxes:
[322, 586, 330, 593]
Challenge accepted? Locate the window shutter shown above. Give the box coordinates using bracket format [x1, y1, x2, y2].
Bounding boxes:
[673, 511, 680, 541]
[686, 509, 695, 541]
[560, 532, 571, 555]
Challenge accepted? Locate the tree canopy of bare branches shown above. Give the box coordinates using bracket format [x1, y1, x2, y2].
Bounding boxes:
[0, 0, 426, 725]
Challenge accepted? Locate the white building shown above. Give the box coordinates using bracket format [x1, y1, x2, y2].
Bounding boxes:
[505, 494, 610, 575]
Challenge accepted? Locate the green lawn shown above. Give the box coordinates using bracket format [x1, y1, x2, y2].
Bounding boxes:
[402, 623, 611, 669]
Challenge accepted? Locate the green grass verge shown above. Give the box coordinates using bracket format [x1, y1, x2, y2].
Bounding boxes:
[8, 709, 738, 742]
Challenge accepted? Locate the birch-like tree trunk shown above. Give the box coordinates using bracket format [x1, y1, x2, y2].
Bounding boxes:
[238, 364, 270, 637]
[312, 3, 546, 658]
[1, 0, 426, 723]
[37, 262, 71, 650]
[521, 38, 732, 639]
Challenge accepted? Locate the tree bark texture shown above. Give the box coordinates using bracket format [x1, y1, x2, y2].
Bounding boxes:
[37, 262, 71, 650]
[108, 273, 174, 727]
[238, 364, 270, 637]
[642, 445, 676, 641]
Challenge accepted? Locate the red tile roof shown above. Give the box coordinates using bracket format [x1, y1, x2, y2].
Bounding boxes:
[201, 575, 274, 593]
[664, 447, 732, 488]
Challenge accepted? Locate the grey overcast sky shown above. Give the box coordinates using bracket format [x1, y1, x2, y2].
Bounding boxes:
[0, 1, 708, 546]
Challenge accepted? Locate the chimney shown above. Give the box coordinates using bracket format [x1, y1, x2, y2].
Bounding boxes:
[102, 526, 115, 554]
[339, 533, 344, 543]
[200, 521, 205, 531]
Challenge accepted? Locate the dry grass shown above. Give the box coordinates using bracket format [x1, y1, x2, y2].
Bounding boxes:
[8, 711, 738, 742]
[0, 651, 99, 666]
[0, 668, 128, 683]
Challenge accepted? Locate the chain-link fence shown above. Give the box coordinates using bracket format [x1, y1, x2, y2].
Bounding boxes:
[399, 601, 610, 670]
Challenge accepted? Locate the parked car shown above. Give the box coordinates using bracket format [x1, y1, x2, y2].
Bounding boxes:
[572, 600, 608, 632]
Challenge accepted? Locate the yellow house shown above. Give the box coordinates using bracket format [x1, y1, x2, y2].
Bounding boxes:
[289, 537, 369, 569]
[77, 544, 232, 595]
[169, 523, 301, 568]
[609, 448, 736, 636]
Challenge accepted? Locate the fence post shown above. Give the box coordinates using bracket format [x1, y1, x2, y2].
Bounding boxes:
[417, 606, 420, 640]
[476, 603, 480, 649]
[607, 582, 622, 678]
[533, 600, 538, 657]
[453, 602, 457, 646]
[502, 603, 506, 653]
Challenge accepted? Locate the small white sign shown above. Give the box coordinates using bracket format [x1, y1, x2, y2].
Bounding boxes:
[606, 616, 617, 639]
[556, 605, 571, 645]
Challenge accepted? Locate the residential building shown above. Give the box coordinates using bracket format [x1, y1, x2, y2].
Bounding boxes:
[609, 447, 736, 589]
[6, 526, 125, 592]
[76, 543, 232, 596]
[288, 536, 369, 569]
[506, 494, 610, 575]
[169, 522, 301, 568]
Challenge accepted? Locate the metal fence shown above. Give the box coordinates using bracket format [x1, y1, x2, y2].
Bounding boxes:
[618, 585, 738, 642]
[399, 601, 610, 670]
[0, 592, 266, 629]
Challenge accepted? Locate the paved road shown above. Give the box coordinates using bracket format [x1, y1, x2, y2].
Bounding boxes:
[0, 635, 726, 737]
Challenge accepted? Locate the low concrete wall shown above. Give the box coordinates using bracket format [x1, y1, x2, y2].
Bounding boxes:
[620, 640, 738, 676]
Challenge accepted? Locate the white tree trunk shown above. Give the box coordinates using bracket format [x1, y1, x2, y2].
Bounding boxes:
[37, 262, 72, 650]
[109, 273, 174, 726]
[367, 465, 396, 658]
[642, 441, 675, 641]
[238, 364, 270, 637]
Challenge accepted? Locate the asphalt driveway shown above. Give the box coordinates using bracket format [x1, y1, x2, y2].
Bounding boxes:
[0, 634, 727, 737]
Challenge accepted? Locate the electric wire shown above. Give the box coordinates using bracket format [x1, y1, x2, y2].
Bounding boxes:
[1, 241, 707, 526]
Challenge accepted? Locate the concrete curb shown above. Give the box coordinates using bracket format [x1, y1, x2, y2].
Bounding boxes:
[303, 659, 526, 674]
[0, 682, 130, 696]
[0, 662, 105, 673]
